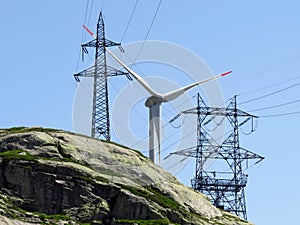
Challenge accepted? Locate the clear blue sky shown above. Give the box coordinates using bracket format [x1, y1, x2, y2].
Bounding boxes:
[1, 1, 300, 224]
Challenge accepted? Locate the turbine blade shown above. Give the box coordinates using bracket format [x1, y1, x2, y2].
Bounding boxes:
[82, 25, 97, 39]
[163, 71, 232, 101]
[106, 48, 158, 96]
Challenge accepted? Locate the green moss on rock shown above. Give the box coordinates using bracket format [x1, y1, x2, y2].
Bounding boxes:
[0, 150, 39, 162]
[115, 219, 176, 225]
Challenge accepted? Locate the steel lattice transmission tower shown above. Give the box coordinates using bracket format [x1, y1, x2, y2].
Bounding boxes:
[74, 12, 131, 140]
[168, 94, 264, 219]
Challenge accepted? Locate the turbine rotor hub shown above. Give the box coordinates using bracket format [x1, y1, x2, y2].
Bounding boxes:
[145, 95, 165, 107]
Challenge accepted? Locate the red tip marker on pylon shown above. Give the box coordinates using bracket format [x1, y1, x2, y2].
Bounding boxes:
[221, 71, 232, 77]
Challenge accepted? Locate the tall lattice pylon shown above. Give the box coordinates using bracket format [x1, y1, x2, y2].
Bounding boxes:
[167, 94, 264, 219]
[74, 12, 131, 140]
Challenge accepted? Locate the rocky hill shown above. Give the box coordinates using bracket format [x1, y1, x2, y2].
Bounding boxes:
[0, 127, 254, 225]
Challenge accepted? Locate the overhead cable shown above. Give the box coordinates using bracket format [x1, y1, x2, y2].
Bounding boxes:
[120, 0, 139, 42]
[101, 0, 105, 11]
[225, 54, 300, 88]
[239, 72, 300, 96]
[249, 99, 300, 112]
[133, 0, 163, 62]
[75, 0, 93, 73]
[240, 81, 300, 105]
[259, 111, 300, 118]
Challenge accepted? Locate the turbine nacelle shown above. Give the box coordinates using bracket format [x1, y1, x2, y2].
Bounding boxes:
[145, 95, 165, 107]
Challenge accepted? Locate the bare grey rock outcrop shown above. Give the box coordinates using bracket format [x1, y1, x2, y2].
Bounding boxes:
[0, 127, 254, 225]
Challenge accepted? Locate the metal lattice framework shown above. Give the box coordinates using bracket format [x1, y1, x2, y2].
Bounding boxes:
[74, 12, 131, 140]
[168, 94, 264, 219]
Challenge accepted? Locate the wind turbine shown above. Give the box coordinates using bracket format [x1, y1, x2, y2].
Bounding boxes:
[105, 48, 231, 165]
[82, 24, 232, 165]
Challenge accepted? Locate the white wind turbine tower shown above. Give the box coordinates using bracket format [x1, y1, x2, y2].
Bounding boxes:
[106, 48, 232, 165]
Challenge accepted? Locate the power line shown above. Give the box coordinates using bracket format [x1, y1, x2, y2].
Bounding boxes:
[108, 80, 148, 124]
[75, 0, 93, 72]
[120, 0, 139, 42]
[87, 0, 94, 29]
[238, 72, 300, 96]
[249, 99, 300, 112]
[165, 156, 191, 176]
[134, 0, 163, 62]
[118, 0, 163, 92]
[101, 0, 105, 11]
[82, 0, 94, 43]
[240, 81, 300, 105]
[225, 54, 300, 88]
[83, 0, 91, 41]
[259, 110, 300, 118]
[161, 128, 197, 154]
